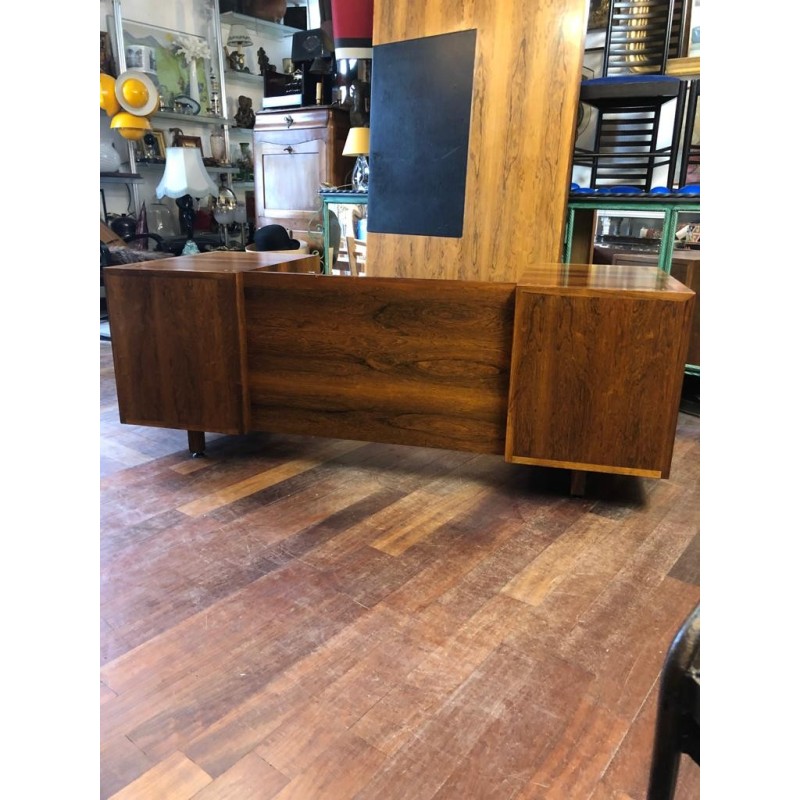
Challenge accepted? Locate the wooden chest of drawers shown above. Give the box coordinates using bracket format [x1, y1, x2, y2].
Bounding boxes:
[253, 106, 352, 240]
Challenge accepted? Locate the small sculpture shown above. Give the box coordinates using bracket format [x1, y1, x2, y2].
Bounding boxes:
[225, 46, 247, 73]
[257, 47, 273, 76]
[234, 95, 255, 129]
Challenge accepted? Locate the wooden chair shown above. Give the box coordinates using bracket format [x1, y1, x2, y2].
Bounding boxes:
[647, 602, 700, 800]
[345, 235, 367, 276]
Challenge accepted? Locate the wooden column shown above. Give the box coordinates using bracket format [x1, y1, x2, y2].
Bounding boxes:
[368, 0, 588, 282]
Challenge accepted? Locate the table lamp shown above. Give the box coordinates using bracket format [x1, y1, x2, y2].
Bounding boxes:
[156, 146, 219, 252]
[343, 127, 370, 192]
[227, 25, 253, 71]
[212, 174, 238, 248]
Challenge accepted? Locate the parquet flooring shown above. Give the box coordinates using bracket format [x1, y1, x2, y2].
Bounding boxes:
[100, 340, 700, 799]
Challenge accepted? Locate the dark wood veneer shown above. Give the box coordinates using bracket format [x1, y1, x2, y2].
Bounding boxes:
[105, 255, 694, 481]
[244, 273, 516, 454]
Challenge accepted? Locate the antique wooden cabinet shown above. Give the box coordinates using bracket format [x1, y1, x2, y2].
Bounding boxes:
[253, 106, 352, 239]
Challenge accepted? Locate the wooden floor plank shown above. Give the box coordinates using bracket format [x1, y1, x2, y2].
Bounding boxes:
[99, 342, 700, 799]
[182, 604, 410, 778]
[271, 732, 387, 799]
[593, 675, 699, 800]
[191, 752, 289, 800]
[100, 735, 154, 800]
[512, 696, 630, 799]
[106, 751, 212, 800]
[177, 440, 366, 517]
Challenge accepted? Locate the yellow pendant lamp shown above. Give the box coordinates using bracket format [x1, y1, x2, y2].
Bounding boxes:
[114, 71, 159, 116]
[110, 111, 152, 140]
[100, 73, 120, 117]
[101, 69, 158, 140]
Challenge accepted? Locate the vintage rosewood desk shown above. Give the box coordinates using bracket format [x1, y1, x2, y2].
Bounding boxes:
[104, 252, 694, 490]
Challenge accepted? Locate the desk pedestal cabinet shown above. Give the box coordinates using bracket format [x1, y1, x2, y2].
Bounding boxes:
[105, 254, 694, 488]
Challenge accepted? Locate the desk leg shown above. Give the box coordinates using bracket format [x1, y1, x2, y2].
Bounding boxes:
[188, 430, 206, 458]
[570, 470, 587, 497]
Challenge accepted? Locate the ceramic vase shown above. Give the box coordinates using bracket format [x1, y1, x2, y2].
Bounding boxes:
[240, 142, 253, 169]
[100, 140, 122, 173]
[188, 59, 201, 105]
[210, 131, 226, 164]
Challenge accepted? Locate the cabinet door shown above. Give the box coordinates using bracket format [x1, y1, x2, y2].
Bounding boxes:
[257, 138, 325, 214]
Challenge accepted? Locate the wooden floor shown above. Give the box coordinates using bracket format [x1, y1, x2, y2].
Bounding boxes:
[100, 340, 700, 800]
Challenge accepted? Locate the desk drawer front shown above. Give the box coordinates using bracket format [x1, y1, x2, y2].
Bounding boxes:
[255, 109, 331, 131]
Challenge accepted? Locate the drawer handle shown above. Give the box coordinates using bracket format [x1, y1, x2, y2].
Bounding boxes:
[284, 146, 294, 154]
[284, 115, 294, 128]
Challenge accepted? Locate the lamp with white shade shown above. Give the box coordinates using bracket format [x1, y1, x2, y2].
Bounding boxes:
[226, 24, 253, 71]
[156, 146, 219, 252]
[343, 127, 370, 192]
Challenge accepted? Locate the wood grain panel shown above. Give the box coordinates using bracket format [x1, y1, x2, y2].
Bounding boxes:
[243, 273, 516, 453]
[368, 0, 588, 280]
[670, 252, 700, 366]
[506, 266, 695, 477]
[105, 270, 246, 435]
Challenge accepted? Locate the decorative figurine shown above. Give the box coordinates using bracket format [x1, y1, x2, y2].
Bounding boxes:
[225, 46, 247, 73]
[257, 47, 273, 76]
[234, 95, 255, 129]
[207, 69, 222, 117]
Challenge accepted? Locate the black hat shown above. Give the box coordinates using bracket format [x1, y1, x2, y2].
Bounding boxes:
[253, 224, 302, 251]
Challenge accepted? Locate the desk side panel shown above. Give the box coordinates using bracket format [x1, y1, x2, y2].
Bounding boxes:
[105, 269, 246, 434]
[243, 274, 516, 454]
[670, 253, 700, 367]
[506, 287, 694, 477]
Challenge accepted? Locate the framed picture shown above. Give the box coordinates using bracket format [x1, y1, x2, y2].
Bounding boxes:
[587, 0, 610, 31]
[107, 17, 213, 111]
[151, 129, 167, 158]
[133, 129, 168, 163]
[175, 134, 204, 157]
[100, 31, 116, 76]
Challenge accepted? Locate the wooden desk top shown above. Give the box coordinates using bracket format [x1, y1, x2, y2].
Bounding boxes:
[517, 263, 695, 298]
[105, 254, 694, 300]
[104, 251, 320, 275]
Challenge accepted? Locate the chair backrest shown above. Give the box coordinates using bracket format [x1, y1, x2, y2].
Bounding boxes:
[345, 235, 367, 276]
[603, 0, 677, 76]
[669, 0, 692, 60]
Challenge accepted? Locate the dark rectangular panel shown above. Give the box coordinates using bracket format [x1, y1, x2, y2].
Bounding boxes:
[368, 29, 477, 238]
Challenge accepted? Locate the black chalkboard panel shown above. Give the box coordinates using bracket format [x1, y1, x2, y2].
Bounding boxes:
[368, 29, 477, 238]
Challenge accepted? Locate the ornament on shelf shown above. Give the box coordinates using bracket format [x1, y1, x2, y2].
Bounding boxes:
[208, 68, 222, 117]
[234, 95, 255, 129]
[210, 127, 227, 165]
[173, 35, 212, 106]
[258, 47, 274, 76]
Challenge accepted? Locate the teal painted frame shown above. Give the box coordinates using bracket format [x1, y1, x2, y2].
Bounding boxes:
[320, 191, 369, 275]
